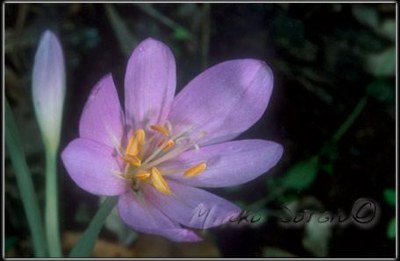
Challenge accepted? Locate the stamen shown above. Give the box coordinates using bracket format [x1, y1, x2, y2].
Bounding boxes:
[161, 139, 175, 152]
[142, 127, 195, 166]
[184, 162, 207, 177]
[150, 124, 170, 137]
[110, 133, 124, 157]
[150, 167, 172, 195]
[135, 129, 146, 145]
[125, 135, 137, 155]
[122, 155, 141, 167]
[111, 170, 131, 180]
[136, 171, 150, 181]
[142, 139, 193, 170]
[125, 129, 145, 156]
[165, 121, 172, 133]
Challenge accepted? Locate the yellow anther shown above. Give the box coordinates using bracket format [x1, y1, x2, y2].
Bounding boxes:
[150, 124, 170, 137]
[184, 162, 207, 177]
[125, 136, 136, 155]
[150, 167, 172, 195]
[136, 171, 150, 181]
[161, 139, 175, 152]
[125, 129, 145, 156]
[123, 155, 141, 167]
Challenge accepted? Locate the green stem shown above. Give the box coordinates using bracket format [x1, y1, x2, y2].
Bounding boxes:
[331, 96, 368, 144]
[45, 150, 62, 257]
[262, 96, 368, 207]
[135, 4, 193, 39]
[69, 197, 118, 257]
[319, 96, 368, 156]
[5, 100, 47, 257]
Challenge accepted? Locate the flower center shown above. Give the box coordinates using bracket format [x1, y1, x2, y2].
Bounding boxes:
[116, 123, 207, 195]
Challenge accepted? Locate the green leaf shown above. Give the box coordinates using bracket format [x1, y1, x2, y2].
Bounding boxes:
[367, 47, 396, 77]
[276, 192, 298, 204]
[5, 99, 47, 257]
[281, 156, 319, 190]
[367, 80, 395, 104]
[380, 19, 396, 42]
[302, 213, 332, 257]
[5, 237, 18, 253]
[320, 162, 334, 175]
[102, 197, 138, 245]
[387, 217, 395, 239]
[69, 196, 118, 257]
[352, 5, 379, 30]
[173, 27, 191, 40]
[383, 188, 396, 207]
[104, 4, 136, 56]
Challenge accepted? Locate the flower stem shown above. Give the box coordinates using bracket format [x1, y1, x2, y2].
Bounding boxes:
[5, 100, 47, 257]
[331, 96, 368, 144]
[45, 150, 62, 257]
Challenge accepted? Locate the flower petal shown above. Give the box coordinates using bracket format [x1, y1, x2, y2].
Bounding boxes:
[168, 59, 273, 145]
[124, 38, 176, 129]
[162, 140, 283, 187]
[118, 190, 201, 242]
[61, 138, 128, 196]
[32, 30, 65, 153]
[143, 180, 241, 229]
[79, 74, 124, 148]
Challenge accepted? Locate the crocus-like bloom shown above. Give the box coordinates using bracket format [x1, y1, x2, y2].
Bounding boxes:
[62, 38, 283, 242]
[32, 30, 65, 153]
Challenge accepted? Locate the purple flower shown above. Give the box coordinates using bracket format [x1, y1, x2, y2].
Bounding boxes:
[61, 38, 283, 242]
[32, 30, 65, 154]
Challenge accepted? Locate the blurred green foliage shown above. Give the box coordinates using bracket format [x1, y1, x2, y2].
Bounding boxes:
[387, 217, 395, 239]
[278, 156, 319, 191]
[367, 80, 395, 105]
[383, 189, 395, 206]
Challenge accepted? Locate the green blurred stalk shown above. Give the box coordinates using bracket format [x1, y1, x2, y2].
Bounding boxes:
[5, 100, 47, 257]
[331, 96, 368, 143]
[45, 149, 62, 257]
[135, 4, 193, 39]
[259, 96, 369, 207]
[69, 197, 118, 257]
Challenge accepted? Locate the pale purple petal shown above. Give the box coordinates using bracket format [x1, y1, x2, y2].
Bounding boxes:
[143, 181, 241, 229]
[118, 190, 201, 242]
[168, 59, 273, 145]
[79, 74, 124, 148]
[61, 138, 128, 196]
[124, 38, 176, 129]
[162, 140, 283, 187]
[32, 30, 65, 152]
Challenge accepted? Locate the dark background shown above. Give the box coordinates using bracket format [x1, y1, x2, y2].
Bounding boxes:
[5, 3, 396, 257]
